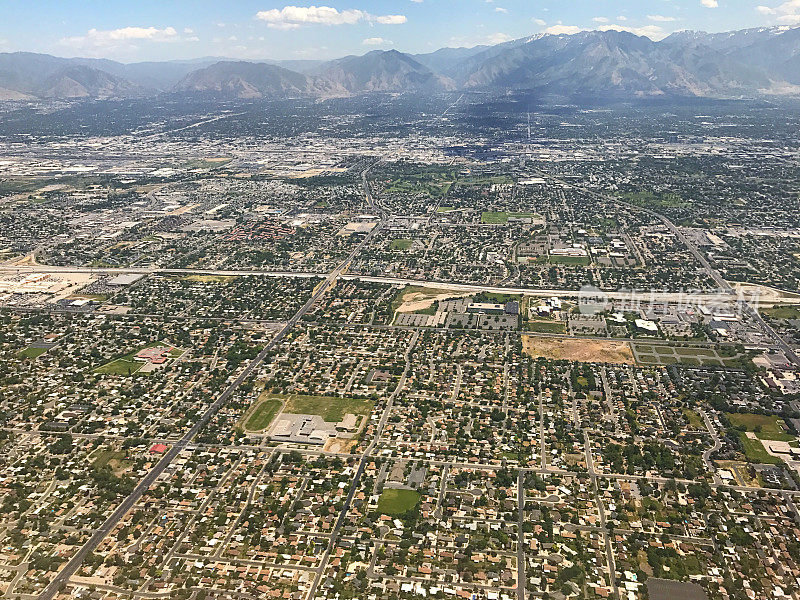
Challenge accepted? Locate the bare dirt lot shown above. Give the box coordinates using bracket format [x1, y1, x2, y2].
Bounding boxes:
[395, 288, 471, 314]
[733, 282, 800, 304]
[323, 438, 358, 453]
[522, 335, 635, 365]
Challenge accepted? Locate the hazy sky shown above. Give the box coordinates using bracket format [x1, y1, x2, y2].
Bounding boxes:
[2, 0, 799, 62]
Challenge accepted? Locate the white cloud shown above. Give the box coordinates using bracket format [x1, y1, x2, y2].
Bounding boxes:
[599, 24, 665, 38]
[544, 24, 583, 35]
[756, 1, 800, 24]
[495, 7, 508, 13]
[363, 37, 393, 45]
[701, 0, 719, 7]
[257, 6, 364, 26]
[778, 13, 800, 23]
[648, 14, 677, 21]
[59, 26, 181, 53]
[593, 17, 610, 23]
[617, 15, 628, 21]
[487, 32, 513, 44]
[447, 31, 512, 47]
[255, 6, 406, 29]
[532, 18, 547, 26]
[375, 14, 407, 24]
[265, 22, 301, 30]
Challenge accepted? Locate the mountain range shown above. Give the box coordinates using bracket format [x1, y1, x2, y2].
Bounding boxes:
[1, 25, 799, 102]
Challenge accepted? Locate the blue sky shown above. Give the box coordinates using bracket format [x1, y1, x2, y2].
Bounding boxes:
[2, 0, 799, 62]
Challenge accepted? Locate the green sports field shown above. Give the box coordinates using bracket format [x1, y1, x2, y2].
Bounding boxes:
[377, 489, 420, 515]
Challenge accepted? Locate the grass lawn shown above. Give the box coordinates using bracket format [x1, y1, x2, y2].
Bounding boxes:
[89, 259, 116, 268]
[377, 489, 420, 515]
[473, 291, 521, 304]
[385, 176, 452, 198]
[282, 394, 373, 423]
[683, 408, 704, 428]
[548, 255, 591, 266]
[94, 341, 174, 376]
[183, 158, 232, 170]
[675, 347, 707, 357]
[18, 346, 48, 359]
[92, 449, 127, 469]
[737, 432, 782, 464]
[727, 413, 794, 440]
[459, 175, 513, 186]
[390, 239, 413, 251]
[727, 412, 779, 430]
[526, 321, 567, 334]
[481, 211, 538, 224]
[634, 344, 746, 368]
[244, 398, 282, 431]
[95, 357, 145, 376]
[68, 293, 108, 301]
[183, 274, 238, 283]
[756, 430, 796, 441]
[437, 206, 455, 213]
[762, 305, 800, 319]
[501, 450, 524, 461]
